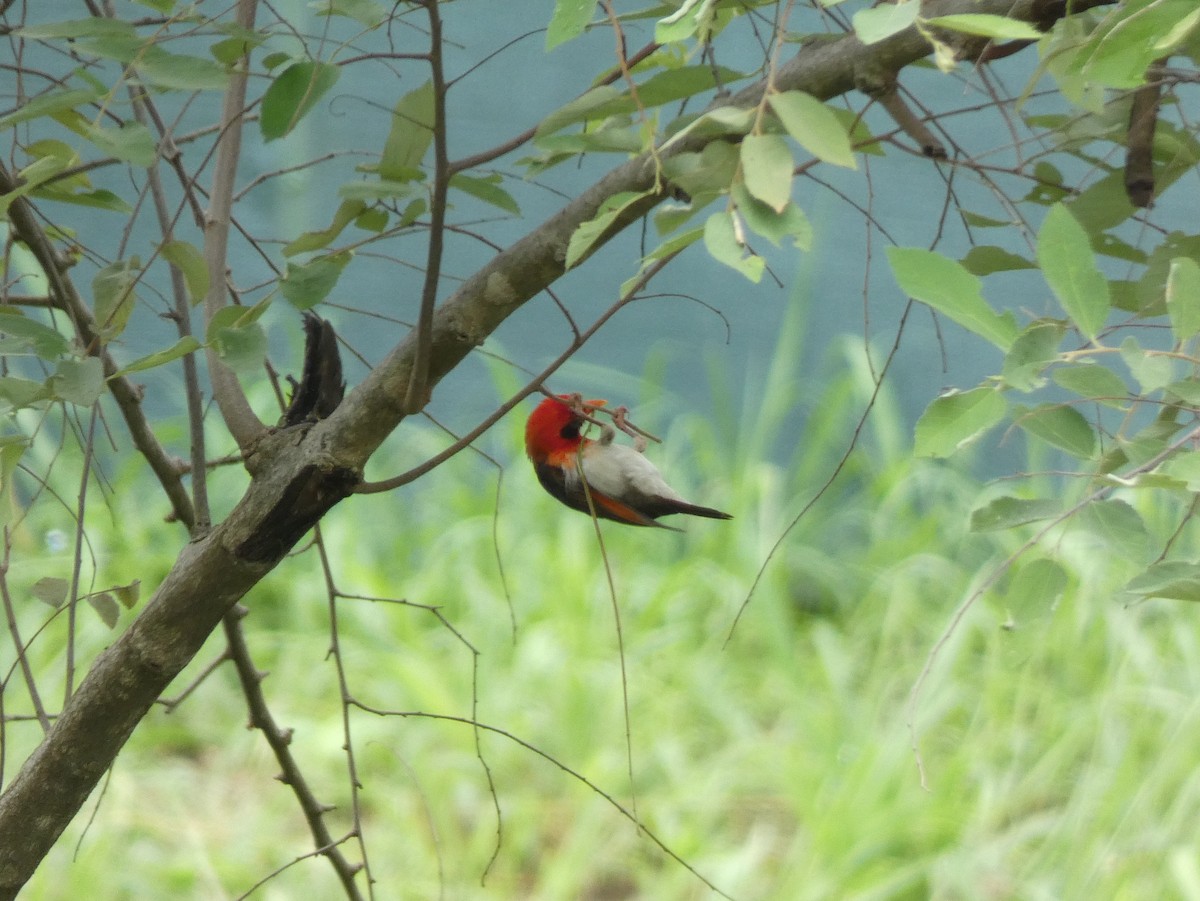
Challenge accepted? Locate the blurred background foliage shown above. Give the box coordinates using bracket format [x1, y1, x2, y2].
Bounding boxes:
[5, 0, 1200, 898]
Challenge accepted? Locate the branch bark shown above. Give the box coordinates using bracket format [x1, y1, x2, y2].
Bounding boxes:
[202, 0, 268, 451]
[0, 0, 1115, 895]
[0, 164, 196, 530]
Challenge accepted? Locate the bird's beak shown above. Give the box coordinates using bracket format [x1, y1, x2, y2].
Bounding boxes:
[584, 398, 607, 409]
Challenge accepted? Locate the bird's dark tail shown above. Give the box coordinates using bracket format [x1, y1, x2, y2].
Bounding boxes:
[665, 501, 733, 521]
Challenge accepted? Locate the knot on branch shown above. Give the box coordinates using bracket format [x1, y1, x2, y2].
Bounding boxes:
[233, 462, 360, 563]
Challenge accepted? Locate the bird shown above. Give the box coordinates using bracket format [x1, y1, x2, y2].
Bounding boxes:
[524, 394, 733, 530]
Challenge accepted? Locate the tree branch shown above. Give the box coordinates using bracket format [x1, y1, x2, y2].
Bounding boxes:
[0, 1, 1115, 894]
[222, 607, 365, 900]
[0, 164, 196, 531]
[202, 0, 267, 451]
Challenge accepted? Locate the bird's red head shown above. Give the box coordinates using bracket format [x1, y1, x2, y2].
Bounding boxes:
[525, 394, 606, 463]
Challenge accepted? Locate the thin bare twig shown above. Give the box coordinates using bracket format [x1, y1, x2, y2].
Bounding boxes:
[0, 163, 196, 529]
[313, 529, 375, 898]
[403, 0, 451, 414]
[349, 704, 737, 901]
[223, 606, 366, 901]
[202, 0, 267, 450]
[0, 536, 50, 734]
[356, 253, 681, 494]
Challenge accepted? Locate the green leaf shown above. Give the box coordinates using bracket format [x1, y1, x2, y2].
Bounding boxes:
[87, 591, 119, 629]
[82, 121, 157, 167]
[1052, 362, 1129, 407]
[280, 252, 352, 310]
[1014, 403, 1096, 458]
[283, 200, 367, 257]
[381, 81, 435, 180]
[962, 211, 1012, 228]
[315, 0, 387, 27]
[638, 66, 746, 109]
[50, 358, 105, 406]
[0, 437, 28, 528]
[110, 337, 203, 378]
[262, 51, 292, 71]
[1125, 561, 1200, 602]
[207, 304, 269, 373]
[1166, 379, 1200, 405]
[0, 156, 68, 214]
[731, 183, 812, 250]
[31, 577, 69, 608]
[15, 18, 135, 40]
[92, 258, 140, 340]
[962, 245, 1036, 276]
[660, 141, 739, 203]
[656, 0, 718, 42]
[0, 378, 50, 411]
[206, 301, 271, 341]
[621, 227, 707, 297]
[659, 106, 755, 152]
[970, 495, 1062, 531]
[703, 210, 764, 283]
[1163, 451, 1200, 491]
[540, 66, 745, 139]
[1080, 2, 1200, 89]
[927, 14, 1043, 40]
[1078, 499, 1147, 560]
[34, 186, 131, 213]
[355, 207, 389, 232]
[1167, 256, 1200, 341]
[338, 179, 420, 202]
[653, 226, 707, 260]
[0, 310, 70, 358]
[260, 61, 340, 141]
[547, 0, 598, 49]
[1037, 203, 1110, 341]
[161, 240, 209, 303]
[114, 580, 141, 609]
[1120, 336, 1175, 393]
[134, 48, 231, 91]
[768, 91, 856, 169]
[887, 247, 1017, 350]
[739, 134, 793, 213]
[1004, 558, 1068, 623]
[913, 387, 1006, 458]
[534, 125, 645, 157]
[852, 0, 919, 44]
[449, 173, 520, 215]
[209, 29, 266, 65]
[1002, 320, 1063, 392]
[536, 86, 623, 138]
[566, 190, 653, 271]
[0, 88, 100, 130]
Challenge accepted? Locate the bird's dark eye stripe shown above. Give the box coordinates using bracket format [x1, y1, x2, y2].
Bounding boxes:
[560, 422, 579, 440]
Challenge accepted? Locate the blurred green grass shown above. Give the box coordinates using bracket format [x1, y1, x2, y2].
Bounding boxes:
[8, 336, 1200, 900]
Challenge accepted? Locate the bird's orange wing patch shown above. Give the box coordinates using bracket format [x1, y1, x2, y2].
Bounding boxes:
[588, 489, 677, 529]
[545, 446, 584, 469]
